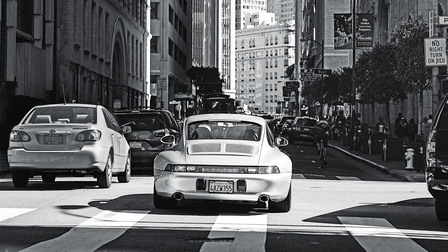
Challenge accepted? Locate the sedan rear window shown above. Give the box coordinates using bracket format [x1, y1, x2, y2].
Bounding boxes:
[24, 107, 97, 124]
[115, 114, 165, 133]
[296, 118, 317, 126]
[187, 121, 262, 141]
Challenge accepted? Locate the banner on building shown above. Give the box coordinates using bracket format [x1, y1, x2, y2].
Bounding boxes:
[334, 14, 353, 49]
[356, 14, 374, 48]
[334, 13, 374, 49]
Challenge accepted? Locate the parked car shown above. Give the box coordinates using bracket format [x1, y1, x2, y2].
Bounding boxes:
[153, 113, 292, 212]
[280, 119, 294, 137]
[8, 103, 132, 188]
[426, 93, 448, 220]
[289, 116, 318, 144]
[113, 109, 180, 170]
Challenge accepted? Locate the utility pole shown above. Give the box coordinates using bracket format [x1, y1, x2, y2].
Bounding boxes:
[350, 0, 357, 149]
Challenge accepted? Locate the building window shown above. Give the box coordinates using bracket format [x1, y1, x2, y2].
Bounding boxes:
[169, 5, 174, 24]
[275, 36, 278, 45]
[150, 36, 158, 53]
[17, 0, 34, 37]
[241, 40, 245, 49]
[265, 84, 269, 91]
[275, 83, 278, 90]
[169, 39, 174, 57]
[284, 48, 289, 55]
[265, 37, 269, 46]
[150, 2, 159, 19]
[284, 34, 289, 44]
[265, 73, 269, 80]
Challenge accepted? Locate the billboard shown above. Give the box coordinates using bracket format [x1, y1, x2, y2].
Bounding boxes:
[334, 13, 374, 49]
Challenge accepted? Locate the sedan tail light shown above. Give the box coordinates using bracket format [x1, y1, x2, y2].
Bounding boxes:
[75, 130, 102, 142]
[10, 130, 31, 142]
[164, 164, 280, 174]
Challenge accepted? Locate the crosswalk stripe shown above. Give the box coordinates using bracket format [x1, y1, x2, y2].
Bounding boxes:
[336, 176, 361, 181]
[338, 217, 427, 252]
[20, 210, 149, 252]
[0, 208, 35, 222]
[200, 214, 267, 252]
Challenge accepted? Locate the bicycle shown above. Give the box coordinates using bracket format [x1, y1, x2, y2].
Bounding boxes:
[317, 138, 325, 168]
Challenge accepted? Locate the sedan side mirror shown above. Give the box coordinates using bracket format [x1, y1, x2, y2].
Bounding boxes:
[122, 125, 132, 134]
[275, 136, 289, 147]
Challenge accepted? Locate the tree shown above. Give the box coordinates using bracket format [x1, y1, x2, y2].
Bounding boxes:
[355, 43, 407, 132]
[392, 14, 432, 132]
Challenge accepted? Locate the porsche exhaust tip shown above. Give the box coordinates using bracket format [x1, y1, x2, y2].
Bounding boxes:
[173, 192, 184, 201]
[259, 194, 269, 203]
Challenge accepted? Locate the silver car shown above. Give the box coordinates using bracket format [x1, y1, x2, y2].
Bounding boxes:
[8, 103, 131, 188]
[153, 113, 292, 212]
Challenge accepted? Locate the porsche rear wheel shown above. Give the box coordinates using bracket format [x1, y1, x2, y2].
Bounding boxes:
[97, 154, 112, 188]
[12, 171, 29, 188]
[269, 185, 291, 213]
[153, 187, 177, 209]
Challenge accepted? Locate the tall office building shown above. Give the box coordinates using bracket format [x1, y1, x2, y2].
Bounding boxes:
[235, 0, 267, 30]
[267, 0, 296, 24]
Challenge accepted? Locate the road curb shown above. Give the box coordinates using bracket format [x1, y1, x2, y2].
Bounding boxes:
[329, 144, 419, 182]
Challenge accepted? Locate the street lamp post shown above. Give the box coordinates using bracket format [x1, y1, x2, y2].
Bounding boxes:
[300, 38, 325, 118]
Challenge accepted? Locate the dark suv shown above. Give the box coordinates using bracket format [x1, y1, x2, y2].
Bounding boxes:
[426, 94, 448, 220]
[114, 109, 180, 171]
[289, 116, 317, 144]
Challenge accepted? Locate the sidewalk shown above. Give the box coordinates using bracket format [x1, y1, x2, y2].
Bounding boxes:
[329, 140, 425, 182]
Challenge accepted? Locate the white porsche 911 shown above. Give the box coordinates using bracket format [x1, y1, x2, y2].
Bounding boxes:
[153, 113, 292, 212]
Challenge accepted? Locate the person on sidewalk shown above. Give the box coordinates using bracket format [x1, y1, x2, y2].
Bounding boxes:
[394, 112, 403, 137]
[423, 115, 433, 141]
[407, 118, 418, 145]
[395, 117, 409, 144]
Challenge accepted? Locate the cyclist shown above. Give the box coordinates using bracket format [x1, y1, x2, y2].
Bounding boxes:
[314, 119, 334, 165]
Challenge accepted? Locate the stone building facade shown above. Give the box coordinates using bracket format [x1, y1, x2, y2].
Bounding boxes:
[235, 23, 295, 115]
[0, 0, 149, 150]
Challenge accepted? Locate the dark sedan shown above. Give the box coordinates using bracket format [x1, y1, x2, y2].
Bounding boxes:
[289, 116, 317, 144]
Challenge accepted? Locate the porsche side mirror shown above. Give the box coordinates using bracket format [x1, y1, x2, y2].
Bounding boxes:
[275, 137, 289, 147]
[161, 135, 175, 144]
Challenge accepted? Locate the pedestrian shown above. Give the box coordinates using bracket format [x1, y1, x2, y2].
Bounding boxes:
[394, 112, 403, 137]
[395, 117, 408, 144]
[423, 115, 433, 140]
[407, 118, 418, 145]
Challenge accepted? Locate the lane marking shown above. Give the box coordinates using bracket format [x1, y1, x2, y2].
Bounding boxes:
[0, 208, 35, 222]
[200, 214, 267, 252]
[21, 210, 148, 252]
[336, 176, 361, 181]
[338, 217, 427, 252]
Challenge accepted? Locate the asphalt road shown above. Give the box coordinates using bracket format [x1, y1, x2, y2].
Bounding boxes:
[0, 143, 445, 251]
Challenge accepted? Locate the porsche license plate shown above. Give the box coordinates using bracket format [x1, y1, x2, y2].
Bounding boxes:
[44, 134, 63, 145]
[209, 181, 234, 193]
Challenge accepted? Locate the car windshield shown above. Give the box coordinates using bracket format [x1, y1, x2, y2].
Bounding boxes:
[23, 107, 97, 124]
[187, 120, 262, 141]
[115, 114, 165, 133]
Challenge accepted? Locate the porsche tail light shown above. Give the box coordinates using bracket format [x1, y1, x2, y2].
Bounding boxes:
[164, 164, 280, 174]
[75, 130, 102, 142]
[10, 130, 31, 142]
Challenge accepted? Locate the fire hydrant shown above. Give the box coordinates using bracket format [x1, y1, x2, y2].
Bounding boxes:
[404, 148, 414, 170]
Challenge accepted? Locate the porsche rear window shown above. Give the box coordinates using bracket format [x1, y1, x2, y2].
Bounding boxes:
[24, 107, 97, 124]
[187, 121, 262, 141]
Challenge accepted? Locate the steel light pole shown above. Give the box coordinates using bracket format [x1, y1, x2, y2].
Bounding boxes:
[300, 38, 324, 117]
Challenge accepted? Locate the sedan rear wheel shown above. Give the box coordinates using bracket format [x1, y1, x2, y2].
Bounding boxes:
[435, 199, 448, 221]
[12, 171, 30, 188]
[153, 186, 177, 209]
[118, 153, 131, 183]
[97, 154, 112, 188]
[42, 174, 56, 183]
[269, 185, 291, 213]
